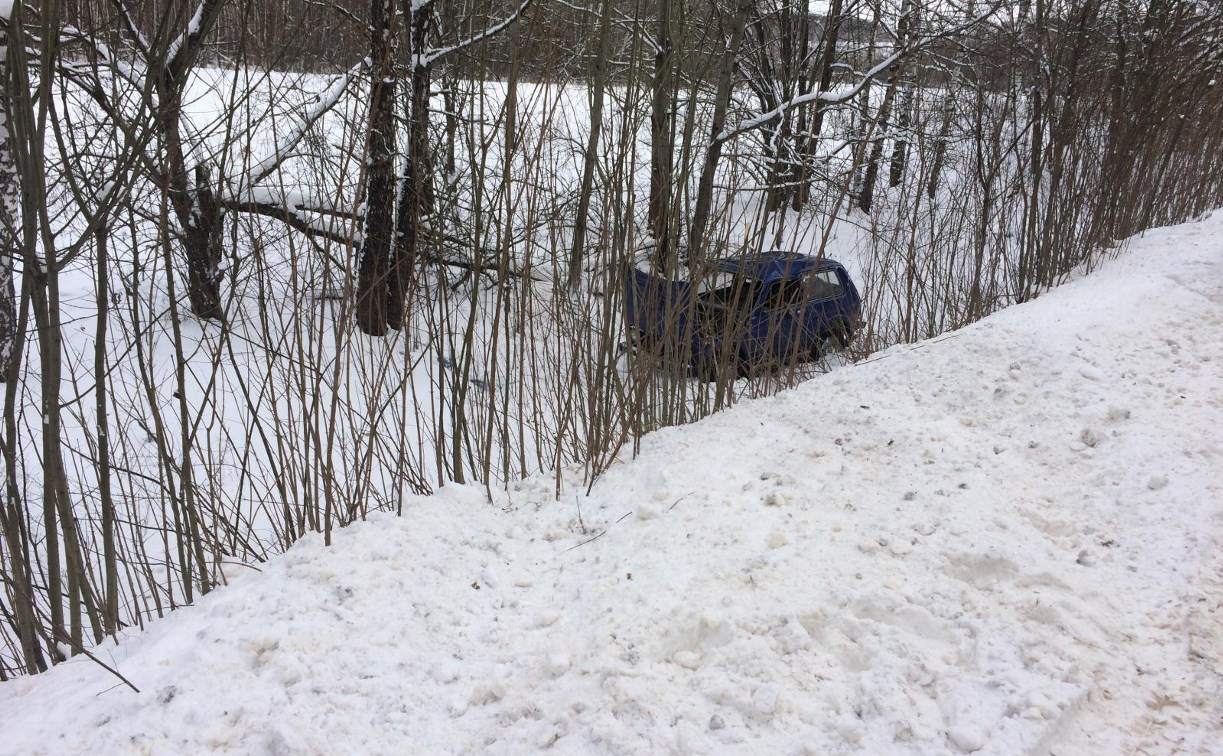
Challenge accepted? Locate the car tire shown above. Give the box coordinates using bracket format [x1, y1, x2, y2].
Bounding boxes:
[830, 322, 854, 349]
[810, 339, 828, 361]
[812, 323, 851, 361]
[698, 350, 746, 382]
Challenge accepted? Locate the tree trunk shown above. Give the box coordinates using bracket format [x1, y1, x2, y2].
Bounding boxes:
[0, 15, 43, 673]
[159, 0, 229, 321]
[857, 0, 906, 213]
[690, 0, 753, 262]
[567, 0, 613, 290]
[409, 8, 435, 216]
[764, 114, 796, 215]
[0, 22, 15, 380]
[174, 165, 223, 320]
[443, 78, 458, 177]
[1018, 0, 1046, 297]
[649, 0, 676, 274]
[926, 94, 953, 199]
[793, 0, 843, 210]
[355, 0, 399, 336]
[887, 1, 916, 190]
[388, 3, 433, 331]
[763, 0, 800, 214]
[858, 83, 895, 214]
[94, 219, 119, 634]
[889, 87, 913, 188]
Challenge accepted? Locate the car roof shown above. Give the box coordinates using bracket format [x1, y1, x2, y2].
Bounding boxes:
[710, 252, 841, 283]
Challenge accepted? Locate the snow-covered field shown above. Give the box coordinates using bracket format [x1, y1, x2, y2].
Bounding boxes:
[3, 212, 1221, 753]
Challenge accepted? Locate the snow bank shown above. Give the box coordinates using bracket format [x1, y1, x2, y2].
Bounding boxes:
[3, 213, 1222, 753]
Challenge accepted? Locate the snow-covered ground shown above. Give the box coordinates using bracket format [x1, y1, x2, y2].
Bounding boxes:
[3, 213, 1222, 754]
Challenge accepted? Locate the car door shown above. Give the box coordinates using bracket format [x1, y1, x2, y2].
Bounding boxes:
[756, 277, 808, 363]
[801, 269, 846, 344]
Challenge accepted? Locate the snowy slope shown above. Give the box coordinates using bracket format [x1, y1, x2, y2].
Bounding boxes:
[3, 213, 1222, 754]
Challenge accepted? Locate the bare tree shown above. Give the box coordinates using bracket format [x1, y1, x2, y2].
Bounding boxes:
[567, 0, 613, 291]
[355, 0, 399, 336]
[0, 15, 16, 381]
[350, 0, 535, 336]
[689, 0, 754, 262]
[650, 0, 677, 274]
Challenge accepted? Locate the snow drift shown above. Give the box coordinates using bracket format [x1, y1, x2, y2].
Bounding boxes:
[2, 213, 1222, 754]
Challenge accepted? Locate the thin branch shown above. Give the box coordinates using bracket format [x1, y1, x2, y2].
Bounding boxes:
[237, 59, 368, 191]
[59, 26, 147, 91]
[165, 0, 220, 73]
[420, 0, 534, 68]
[563, 511, 633, 553]
[108, 0, 151, 59]
[303, 0, 362, 27]
[717, 5, 1005, 143]
[219, 198, 356, 245]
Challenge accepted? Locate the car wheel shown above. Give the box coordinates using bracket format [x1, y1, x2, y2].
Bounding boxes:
[698, 350, 746, 382]
[830, 322, 854, 349]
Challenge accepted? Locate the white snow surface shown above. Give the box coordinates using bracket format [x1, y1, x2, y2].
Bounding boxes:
[4, 215, 1223, 753]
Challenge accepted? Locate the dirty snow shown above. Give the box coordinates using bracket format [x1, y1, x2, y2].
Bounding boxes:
[2, 214, 1222, 754]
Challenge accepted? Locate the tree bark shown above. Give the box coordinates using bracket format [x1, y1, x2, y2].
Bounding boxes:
[926, 94, 953, 199]
[889, 87, 913, 188]
[857, 0, 906, 213]
[857, 82, 895, 214]
[567, 0, 613, 290]
[649, 0, 676, 274]
[355, 0, 399, 336]
[793, 0, 843, 210]
[689, 0, 753, 262]
[388, 1, 433, 331]
[94, 219, 119, 634]
[0, 45, 42, 664]
[159, 0, 229, 320]
[887, 0, 916, 190]
[0, 22, 15, 380]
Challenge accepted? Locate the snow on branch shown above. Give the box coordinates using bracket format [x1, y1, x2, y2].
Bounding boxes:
[110, 0, 151, 60]
[60, 25, 147, 91]
[717, 4, 1005, 144]
[720, 49, 905, 142]
[420, 0, 534, 68]
[221, 195, 356, 245]
[236, 60, 368, 193]
[165, 0, 222, 73]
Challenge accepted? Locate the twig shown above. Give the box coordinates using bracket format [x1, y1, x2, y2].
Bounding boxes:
[668, 492, 694, 512]
[564, 511, 633, 553]
[49, 630, 141, 694]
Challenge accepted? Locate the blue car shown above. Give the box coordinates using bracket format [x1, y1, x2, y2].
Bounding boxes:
[626, 252, 862, 379]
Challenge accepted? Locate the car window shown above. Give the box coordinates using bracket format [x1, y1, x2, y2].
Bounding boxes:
[762, 279, 806, 308]
[811, 270, 843, 300]
[761, 270, 845, 308]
